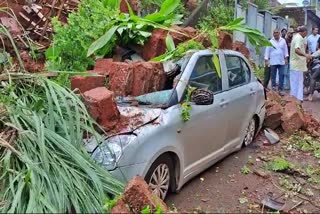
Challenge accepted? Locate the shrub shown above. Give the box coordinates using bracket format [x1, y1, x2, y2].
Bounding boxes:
[46, 0, 118, 72]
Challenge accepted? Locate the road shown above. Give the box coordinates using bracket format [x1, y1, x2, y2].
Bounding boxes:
[166, 99, 320, 213]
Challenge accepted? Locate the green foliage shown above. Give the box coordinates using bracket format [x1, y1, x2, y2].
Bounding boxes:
[140, 0, 187, 17]
[173, 40, 205, 59]
[198, 0, 269, 30]
[253, 66, 264, 81]
[279, 175, 302, 193]
[247, 155, 254, 165]
[218, 18, 271, 51]
[155, 205, 164, 214]
[155, 18, 271, 63]
[290, 134, 320, 159]
[46, 0, 118, 72]
[0, 51, 13, 71]
[252, 0, 270, 10]
[103, 196, 121, 211]
[151, 39, 204, 62]
[0, 23, 124, 212]
[0, 75, 124, 213]
[87, 0, 183, 57]
[198, 1, 234, 30]
[181, 86, 194, 122]
[241, 165, 252, 174]
[141, 205, 151, 214]
[266, 157, 292, 172]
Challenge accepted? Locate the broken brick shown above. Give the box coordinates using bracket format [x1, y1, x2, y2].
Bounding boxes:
[83, 87, 120, 130]
[70, 75, 106, 94]
[141, 29, 167, 61]
[281, 102, 304, 134]
[111, 198, 131, 213]
[170, 26, 195, 45]
[93, 58, 114, 76]
[120, 0, 139, 14]
[184, 0, 198, 11]
[109, 65, 134, 96]
[264, 101, 283, 129]
[233, 41, 250, 59]
[303, 113, 320, 137]
[218, 32, 233, 49]
[123, 176, 168, 214]
[267, 90, 282, 104]
[131, 62, 166, 96]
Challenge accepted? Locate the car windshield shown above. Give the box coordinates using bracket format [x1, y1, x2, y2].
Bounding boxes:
[117, 55, 192, 107]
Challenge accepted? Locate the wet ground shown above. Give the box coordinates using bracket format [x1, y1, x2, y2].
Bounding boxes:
[166, 98, 320, 213]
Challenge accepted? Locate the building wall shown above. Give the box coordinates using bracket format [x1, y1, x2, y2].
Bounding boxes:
[277, 7, 320, 33]
[234, 4, 289, 65]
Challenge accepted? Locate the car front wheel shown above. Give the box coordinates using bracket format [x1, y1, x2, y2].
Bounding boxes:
[243, 118, 256, 147]
[145, 154, 174, 200]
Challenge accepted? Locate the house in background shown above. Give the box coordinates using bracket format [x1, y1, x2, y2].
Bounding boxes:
[276, 6, 320, 32]
[269, 0, 281, 7]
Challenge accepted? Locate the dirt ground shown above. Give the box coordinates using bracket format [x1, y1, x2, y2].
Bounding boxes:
[303, 93, 320, 121]
[166, 99, 320, 213]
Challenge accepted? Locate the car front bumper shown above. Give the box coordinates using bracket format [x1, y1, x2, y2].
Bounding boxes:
[109, 162, 148, 183]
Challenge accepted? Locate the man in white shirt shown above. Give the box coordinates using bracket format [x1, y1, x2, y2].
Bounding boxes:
[290, 26, 312, 101]
[307, 27, 319, 54]
[265, 29, 289, 95]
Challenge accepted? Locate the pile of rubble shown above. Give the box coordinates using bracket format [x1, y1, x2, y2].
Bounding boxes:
[0, 0, 77, 42]
[111, 176, 169, 213]
[264, 90, 320, 137]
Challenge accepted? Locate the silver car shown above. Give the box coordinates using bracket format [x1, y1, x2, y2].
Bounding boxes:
[86, 50, 266, 199]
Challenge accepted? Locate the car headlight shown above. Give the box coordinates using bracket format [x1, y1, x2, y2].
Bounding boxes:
[92, 135, 136, 170]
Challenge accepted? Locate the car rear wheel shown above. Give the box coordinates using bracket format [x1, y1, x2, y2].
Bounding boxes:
[243, 118, 256, 147]
[145, 154, 174, 200]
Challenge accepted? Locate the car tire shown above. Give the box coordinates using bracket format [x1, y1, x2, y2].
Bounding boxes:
[243, 117, 256, 147]
[145, 154, 175, 200]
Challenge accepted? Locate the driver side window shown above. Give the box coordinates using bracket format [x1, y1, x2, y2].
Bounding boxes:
[189, 55, 222, 93]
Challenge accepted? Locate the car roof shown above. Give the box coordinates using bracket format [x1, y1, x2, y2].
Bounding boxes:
[192, 49, 246, 58]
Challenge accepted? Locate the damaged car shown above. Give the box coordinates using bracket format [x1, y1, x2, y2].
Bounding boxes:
[86, 50, 266, 200]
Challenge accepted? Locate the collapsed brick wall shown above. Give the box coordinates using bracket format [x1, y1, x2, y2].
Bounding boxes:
[71, 60, 166, 97]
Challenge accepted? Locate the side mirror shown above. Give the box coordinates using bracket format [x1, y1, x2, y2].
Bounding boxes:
[191, 88, 214, 105]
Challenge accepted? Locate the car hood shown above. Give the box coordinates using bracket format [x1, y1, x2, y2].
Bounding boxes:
[84, 106, 162, 153]
[110, 106, 162, 134]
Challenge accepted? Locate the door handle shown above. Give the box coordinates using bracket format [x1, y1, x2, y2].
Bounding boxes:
[220, 99, 229, 107]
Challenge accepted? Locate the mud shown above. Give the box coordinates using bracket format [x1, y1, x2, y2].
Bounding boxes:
[166, 133, 320, 213]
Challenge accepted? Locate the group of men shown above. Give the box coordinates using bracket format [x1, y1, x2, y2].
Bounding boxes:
[264, 26, 319, 102]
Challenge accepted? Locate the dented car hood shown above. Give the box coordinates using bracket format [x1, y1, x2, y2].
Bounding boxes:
[85, 106, 162, 153]
[110, 106, 162, 134]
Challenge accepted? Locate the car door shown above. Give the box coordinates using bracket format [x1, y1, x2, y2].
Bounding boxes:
[222, 54, 257, 151]
[179, 54, 229, 178]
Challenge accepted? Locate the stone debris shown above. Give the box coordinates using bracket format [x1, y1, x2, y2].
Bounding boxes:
[281, 102, 304, 135]
[70, 75, 106, 94]
[114, 176, 168, 214]
[111, 198, 131, 213]
[265, 90, 320, 136]
[83, 87, 120, 130]
[264, 100, 283, 130]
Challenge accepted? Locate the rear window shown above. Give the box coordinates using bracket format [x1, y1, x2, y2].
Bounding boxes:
[225, 55, 251, 88]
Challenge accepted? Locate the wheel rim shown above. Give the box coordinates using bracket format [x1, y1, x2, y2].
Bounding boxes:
[244, 119, 256, 146]
[148, 164, 170, 200]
